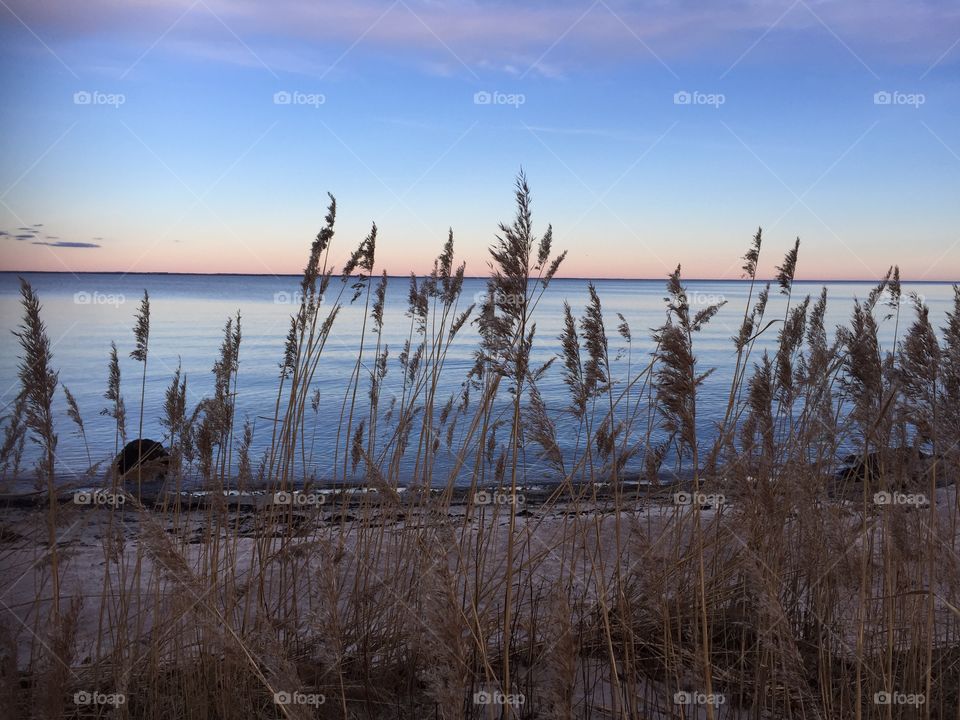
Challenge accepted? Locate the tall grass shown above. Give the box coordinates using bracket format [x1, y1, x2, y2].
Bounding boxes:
[1, 175, 959, 719]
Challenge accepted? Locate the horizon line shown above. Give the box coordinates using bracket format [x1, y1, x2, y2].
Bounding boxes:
[0, 270, 957, 284]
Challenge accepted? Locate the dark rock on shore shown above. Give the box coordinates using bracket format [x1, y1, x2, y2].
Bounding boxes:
[115, 439, 169, 479]
[834, 447, 936, 487]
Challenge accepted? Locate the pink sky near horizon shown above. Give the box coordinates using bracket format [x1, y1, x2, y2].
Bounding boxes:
[4, 226, 955, 282]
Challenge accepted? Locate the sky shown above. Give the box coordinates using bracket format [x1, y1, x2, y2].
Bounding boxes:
[0, 0, 958, 281]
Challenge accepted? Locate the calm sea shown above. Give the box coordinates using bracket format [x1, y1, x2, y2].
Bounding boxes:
[1, 273, 955, 490]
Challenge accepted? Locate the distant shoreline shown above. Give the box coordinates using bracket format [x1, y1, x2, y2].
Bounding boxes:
[1, 270, 956, 284]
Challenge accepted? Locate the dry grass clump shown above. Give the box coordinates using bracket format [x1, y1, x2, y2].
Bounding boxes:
[1, 173, 959, 719]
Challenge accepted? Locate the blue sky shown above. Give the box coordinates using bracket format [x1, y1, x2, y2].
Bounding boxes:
[1, 0, 958, 279]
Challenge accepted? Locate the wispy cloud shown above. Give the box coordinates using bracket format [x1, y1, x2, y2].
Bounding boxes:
[2, 224, 102, 248]
[2, 0, 956, 75]
[4, 225, 41, 241]
[31, 240, 101, 248]
[524, 124, 652, 142]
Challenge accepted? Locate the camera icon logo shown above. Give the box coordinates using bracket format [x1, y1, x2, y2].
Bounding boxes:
[74, 691, 92, 704]
[473, 491, 491, 505]
[74, 291, 92, 304]
[74, 491, 93, 505]
[273, 91, 292, 105]
[274, 691, 291, 704]
[674, 91, 692, 105]
[73, 91, 92, 105]
[474, 91, 492, 105]
[273, 491, 292, 505]
[874, 91, 892, 105]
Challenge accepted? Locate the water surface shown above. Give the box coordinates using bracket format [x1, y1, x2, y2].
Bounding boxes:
[1, 272, 954, 489]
